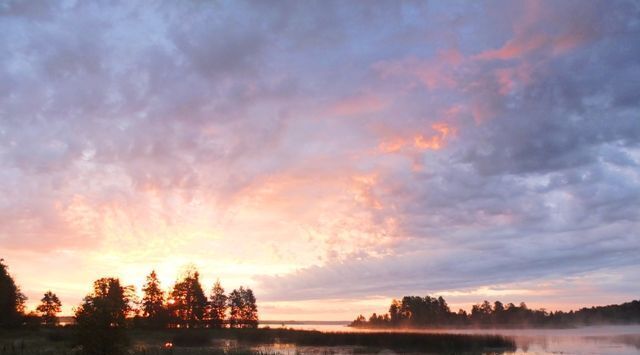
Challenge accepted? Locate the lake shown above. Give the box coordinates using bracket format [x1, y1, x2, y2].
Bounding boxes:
[262, 323, 640, 354]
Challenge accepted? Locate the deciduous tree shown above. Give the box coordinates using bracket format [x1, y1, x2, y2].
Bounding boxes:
[75, 278, 132, 355]
[228, 286, 258, 328]
[0, 258, 26, 327]
[36, 291, 62, 326]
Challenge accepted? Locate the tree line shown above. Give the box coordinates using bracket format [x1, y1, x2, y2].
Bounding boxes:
[137, 268, 258, 329]
[350, 295, 640, 328]
[0, 259, 258, 329]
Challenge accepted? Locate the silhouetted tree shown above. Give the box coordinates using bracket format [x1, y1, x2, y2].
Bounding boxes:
[208, 279, 227, 328]
[242, 287, 258, 328]
[351, 295, 640, 329]
[0, 258, 26, 327]
[168, 267, 207, 328]
[436, 296, 451, 323]
[493, 300, 505, 324]
[349, 314, 366, 327]
[368, 312, 389, 326]
[75, 278, 132, 355]
[389, 299, 401, 324]
[141, 270, 168, 328]
[36, 291, 62, 326]
[471, 300, 493, 324]
[228, 286, 258, 328]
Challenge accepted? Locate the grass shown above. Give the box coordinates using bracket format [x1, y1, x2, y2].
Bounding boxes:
[0, 327, 516, 354]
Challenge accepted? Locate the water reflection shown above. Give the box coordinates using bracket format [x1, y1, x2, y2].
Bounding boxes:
[261, 323, 640, 354]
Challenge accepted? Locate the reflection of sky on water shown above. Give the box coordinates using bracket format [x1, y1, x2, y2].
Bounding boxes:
[265, 324, 640, 354]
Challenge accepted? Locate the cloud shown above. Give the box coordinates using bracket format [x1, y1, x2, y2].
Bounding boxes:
[0, 0, 639, 318]
[329, 93, 389, 116]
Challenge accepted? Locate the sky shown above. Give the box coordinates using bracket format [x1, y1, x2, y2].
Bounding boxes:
[0, 0, 639, 320]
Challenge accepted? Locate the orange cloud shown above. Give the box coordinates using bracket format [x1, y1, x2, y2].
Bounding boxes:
[378, 122, 457, 153]
[378, 137, 406, 153]
[414, 122, 456, 151]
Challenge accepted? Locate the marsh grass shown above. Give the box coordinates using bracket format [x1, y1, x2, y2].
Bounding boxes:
[0, 327, 515, 354]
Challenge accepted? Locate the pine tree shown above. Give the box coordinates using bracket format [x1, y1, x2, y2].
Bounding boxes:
[36, 291, 62, 326]
[169, 267, 207, 328]
[141, 270, 167, 328]
[208, 279, 227, 328]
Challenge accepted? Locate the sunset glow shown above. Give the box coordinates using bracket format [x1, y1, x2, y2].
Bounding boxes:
[1, 0, 639, 323]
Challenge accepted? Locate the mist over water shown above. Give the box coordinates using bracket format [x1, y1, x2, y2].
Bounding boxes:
[267, 323, 640, 354]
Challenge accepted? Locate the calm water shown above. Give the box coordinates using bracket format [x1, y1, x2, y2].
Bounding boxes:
[260, 323, 640, 354]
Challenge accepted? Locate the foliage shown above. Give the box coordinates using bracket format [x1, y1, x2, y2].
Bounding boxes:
[1, 260, 260, 332]
[141, 270, 169, 328]
[351, 295, 640, 328]
[168, 268, 208, 328]
[36, 291, 62, 326]
[208, 279, 227, 328]
[0, 259, 26, 328]
[228, 287, 258, 328]
[74, 277, 133, 354]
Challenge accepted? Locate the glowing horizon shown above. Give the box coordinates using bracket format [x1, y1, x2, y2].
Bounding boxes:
[1, 1, 639, 321]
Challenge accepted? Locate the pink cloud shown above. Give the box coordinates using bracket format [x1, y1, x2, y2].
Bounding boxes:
[471, 100, 499, 124]
[552, 31, 592, 56]
[475, 1, 595, 62]
[474, 34, 549, 61]
[373, 49, 463, 90]
[495, 63, 533, 95]
[329, 93, 389, 116]
[475, 30, 593, 62]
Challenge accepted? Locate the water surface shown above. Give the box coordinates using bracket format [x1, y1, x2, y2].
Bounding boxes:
[263, 323, 640, 354]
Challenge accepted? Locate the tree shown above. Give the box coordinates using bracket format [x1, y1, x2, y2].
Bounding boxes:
[471, 300, 493, 324]
[75, 278, 132, 355]
[388, 299, 401, 324]
[241, 287, 258, 328]
[208, 279, 227, 328]
[141, 270, 168, 328]
[436, 296, 451, 323]
[36, 291, 62, 326]
[349, 314, 366, 327]
[493, 300, 505, 324]
[228, 286, 258, 328]
[350, 295, 640, 329]
[0, 258, 26, 327]
[168, 267, 207, 328]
